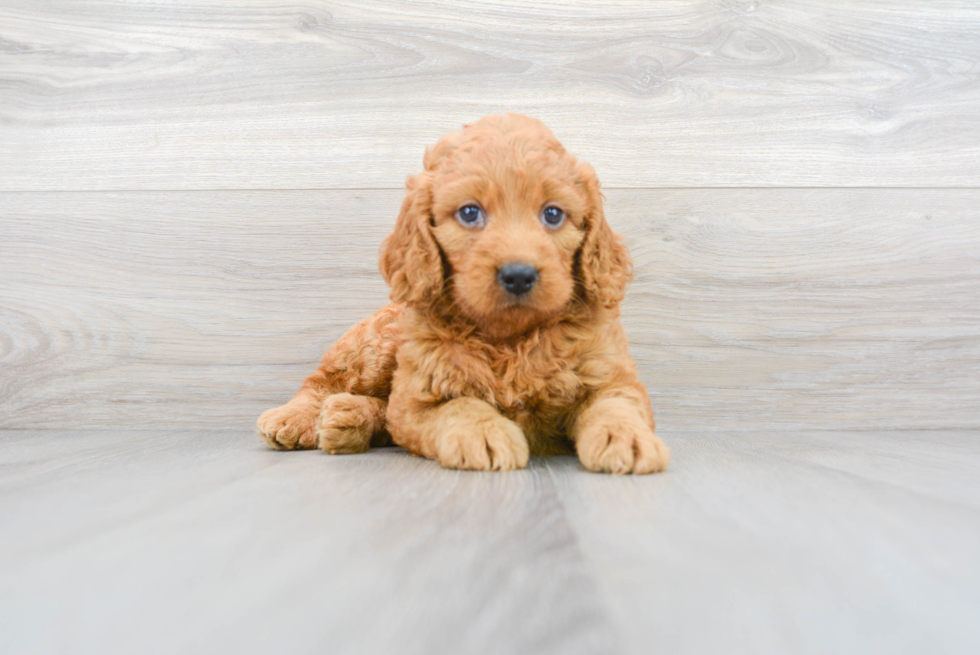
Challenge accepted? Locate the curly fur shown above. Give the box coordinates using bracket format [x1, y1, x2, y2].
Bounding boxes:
[258, 114, 669, 474]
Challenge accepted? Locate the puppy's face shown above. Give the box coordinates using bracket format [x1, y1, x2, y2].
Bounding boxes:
[380, 114, 630, 339]
[428, 138, 588, 336]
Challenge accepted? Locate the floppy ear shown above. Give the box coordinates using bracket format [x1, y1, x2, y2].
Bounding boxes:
[576, 165, 632, 309]
[378, 174, 444, 305]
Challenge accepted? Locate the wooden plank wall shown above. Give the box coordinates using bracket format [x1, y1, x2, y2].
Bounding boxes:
[2, 1, 978, 431]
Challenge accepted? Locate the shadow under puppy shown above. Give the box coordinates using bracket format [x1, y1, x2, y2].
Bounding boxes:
[258, 113, 669, 474]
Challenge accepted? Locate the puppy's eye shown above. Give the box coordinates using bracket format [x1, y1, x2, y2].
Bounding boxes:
[541, 206, 565, 229]
[456, 204, 485, 228]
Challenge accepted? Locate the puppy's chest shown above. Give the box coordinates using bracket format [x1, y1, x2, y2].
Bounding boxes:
[440, 339, 585, 415]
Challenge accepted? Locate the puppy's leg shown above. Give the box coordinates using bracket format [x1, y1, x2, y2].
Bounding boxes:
[257, 388, 324, 450]
[257, 303, 401, 451]
[389, 396, 529, 471]
[572, 387, 670, 475]
[316, 393, 388, 454]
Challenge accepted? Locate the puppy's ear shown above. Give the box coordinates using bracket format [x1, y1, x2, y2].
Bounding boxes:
[379, 173, 444, 305]
[576, 163, 632, 309]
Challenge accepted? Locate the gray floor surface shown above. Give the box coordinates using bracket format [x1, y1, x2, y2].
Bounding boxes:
[2, 429, 978, 655]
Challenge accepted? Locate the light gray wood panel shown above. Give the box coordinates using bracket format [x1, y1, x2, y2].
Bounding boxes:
[0, 190, 395, 429]
[617, 188, 980, 430]
[1, 429, 978, 654]
[549, 429, 980, 655]
[2, 188, 978, 430]
[2, 0, 979, 189]
[0, 430, 617, 655]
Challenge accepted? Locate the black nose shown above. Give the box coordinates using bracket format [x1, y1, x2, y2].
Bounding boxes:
[498, 263, 539, 297]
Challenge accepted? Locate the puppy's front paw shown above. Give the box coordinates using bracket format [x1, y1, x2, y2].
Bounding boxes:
[434, 404, 529, 471]
[316, 393, 386, 454]
[257, 400, 319, 450]
[576, 401, 670, 475]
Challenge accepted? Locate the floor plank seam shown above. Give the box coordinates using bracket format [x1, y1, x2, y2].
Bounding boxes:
[540, 458, 629, 654]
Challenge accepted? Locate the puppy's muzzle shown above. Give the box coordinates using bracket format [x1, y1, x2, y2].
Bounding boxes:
[497, 263, 539, 297]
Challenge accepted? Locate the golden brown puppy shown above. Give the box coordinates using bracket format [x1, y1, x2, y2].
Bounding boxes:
[257, 114, 669, 474]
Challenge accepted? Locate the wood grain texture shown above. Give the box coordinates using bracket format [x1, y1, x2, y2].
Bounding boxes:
[2, 188, 978, 430]
[0, 429, 618, 655]
[1, 429, 978, 654]
[550, 429, 980, 655]
[3, 4, 978, 653]
[2, 0, 979, 190]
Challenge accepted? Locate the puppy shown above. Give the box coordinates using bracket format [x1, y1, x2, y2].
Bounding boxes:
[257, 114, 669, 474]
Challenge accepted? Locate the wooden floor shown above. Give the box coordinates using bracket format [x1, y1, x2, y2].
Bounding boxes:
[3, 1, 980, 653]
[2, 429, 978, 654]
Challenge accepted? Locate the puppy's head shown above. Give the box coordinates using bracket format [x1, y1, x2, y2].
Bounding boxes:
[380, 114, 630, 338]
